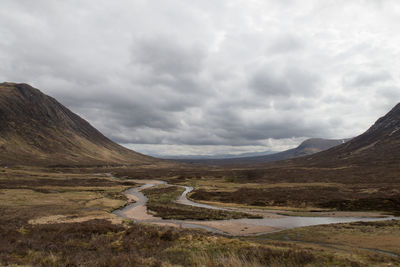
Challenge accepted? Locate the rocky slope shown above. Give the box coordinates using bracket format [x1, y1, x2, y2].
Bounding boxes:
[0, 82, 160, 167]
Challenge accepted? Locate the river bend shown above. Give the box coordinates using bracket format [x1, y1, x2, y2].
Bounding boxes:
[113, 179, 399, 236]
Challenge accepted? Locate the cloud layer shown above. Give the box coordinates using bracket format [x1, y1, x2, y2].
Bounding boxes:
[1, 0, 400, 156]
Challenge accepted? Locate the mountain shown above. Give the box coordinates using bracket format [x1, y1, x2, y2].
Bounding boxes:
[184, 103, 400, 167]
[0, 82, 160, 167]
[160, 151, 276, 160]
[178, 138, 349, 165]
[299, 103, 400, 166]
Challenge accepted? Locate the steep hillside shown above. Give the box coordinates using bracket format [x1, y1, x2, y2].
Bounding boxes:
[300, 103, 400, 166]
[0, 82, 160, 167]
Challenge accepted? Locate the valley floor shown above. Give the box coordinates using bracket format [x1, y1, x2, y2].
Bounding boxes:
[1, 166, 399, 266]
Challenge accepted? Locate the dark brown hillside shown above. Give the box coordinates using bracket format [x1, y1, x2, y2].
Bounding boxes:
[297, 103, 400, 166]
[0, 82, 161, 166]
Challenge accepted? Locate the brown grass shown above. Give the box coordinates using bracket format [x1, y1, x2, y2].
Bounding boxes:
[1, 167, 399, 266]
[263, 220, 400, 255]
[112, 165, 400, 214]
[142, 185, 261, 220]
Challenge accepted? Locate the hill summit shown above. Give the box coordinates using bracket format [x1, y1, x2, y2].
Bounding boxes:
[0, 82, 158, 166]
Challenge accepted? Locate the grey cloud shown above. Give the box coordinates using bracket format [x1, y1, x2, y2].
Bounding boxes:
[65, 91, 184, 131]
[267, 34, 304, 54]
[131, 36, 206, 76]
[1, 0, 399, 156]
[249, 66, 320, 97]
[167, 101, 332, 146]
[378, 86, 400, 100]
[344, 70, 393, 87]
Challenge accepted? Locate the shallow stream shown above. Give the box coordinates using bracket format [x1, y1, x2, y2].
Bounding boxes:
[113, 179, 399, 236]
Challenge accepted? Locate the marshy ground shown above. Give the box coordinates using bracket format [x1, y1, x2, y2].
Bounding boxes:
[142, 184, 261, 220]
[1, 166, 399, 266]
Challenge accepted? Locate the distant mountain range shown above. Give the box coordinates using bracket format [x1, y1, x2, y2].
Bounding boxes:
[160, 150, 277, 160]
[175, 138, 350, 165]
[0, 82, 161, 167]
[203, 103, 400, 168]
[173, 103, 400, 167]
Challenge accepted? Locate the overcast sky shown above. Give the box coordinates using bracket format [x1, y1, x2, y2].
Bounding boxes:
[1, 0, 400, 156]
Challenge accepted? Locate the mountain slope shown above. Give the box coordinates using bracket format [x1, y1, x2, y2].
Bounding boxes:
[222, 103, 400, 168]
[0, 82, 159, 167]
[299, 103, 400, 166]
[184, 104, 400, 215]
[179, 138, 348, 165]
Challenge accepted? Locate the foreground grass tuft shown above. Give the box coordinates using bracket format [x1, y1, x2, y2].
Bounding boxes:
[2, 219, 380, 267]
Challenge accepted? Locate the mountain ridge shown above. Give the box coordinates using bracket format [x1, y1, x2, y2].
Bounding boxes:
[0, 82, 162, 167]
[296, 102, 400, 166]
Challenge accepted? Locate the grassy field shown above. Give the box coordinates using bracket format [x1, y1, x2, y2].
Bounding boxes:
[262, 220, 400, 255]
[246, 219, 400, 267]
[0, 168, 137, 226]
[1, 166, 399, 266]
[188, 183, 400, 215]
[142, 184, 261, 220]
[138, 168, 400, 215]
[112, 162, 400, 216]
[4, 217, 386, 267]
[172, 176, 342, 211]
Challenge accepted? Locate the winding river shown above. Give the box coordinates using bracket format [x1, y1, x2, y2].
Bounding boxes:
[113, 179, 399, 236]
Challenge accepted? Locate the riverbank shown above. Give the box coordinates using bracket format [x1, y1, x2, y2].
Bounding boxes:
[113, 178, 399, 236]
